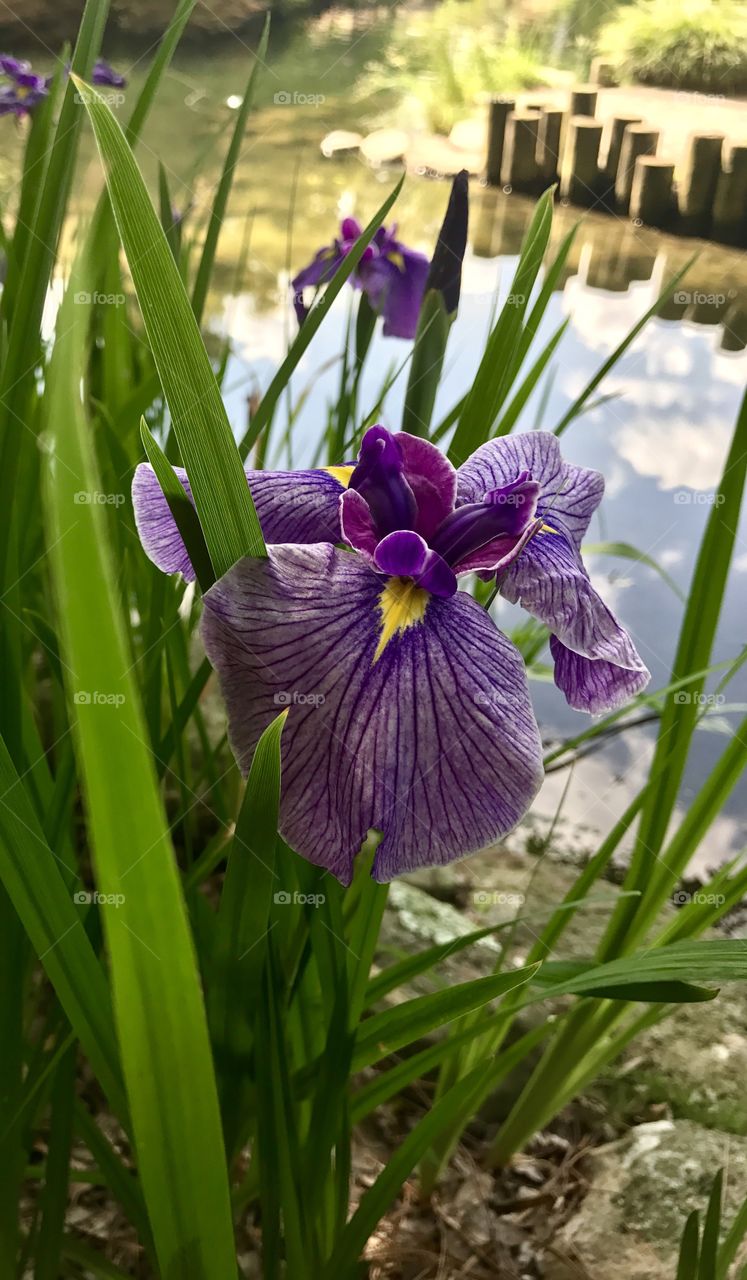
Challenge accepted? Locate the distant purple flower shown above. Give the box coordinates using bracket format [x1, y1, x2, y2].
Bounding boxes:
[0, 54, 49, 116]
[291, 218, 429, 339]
[92, 59, 126, 89]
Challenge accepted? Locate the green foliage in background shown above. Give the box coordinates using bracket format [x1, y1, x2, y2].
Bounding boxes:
[364, 0, 550, 133]
[599, 0, 747, 93]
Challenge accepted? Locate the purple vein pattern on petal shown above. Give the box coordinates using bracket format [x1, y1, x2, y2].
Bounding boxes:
[397, 432, 458, 539]
[550, 636, 650, 713]
[456, 431, 603, 549]
[200, 545, 544, 885]
[131, 463, 346, 580]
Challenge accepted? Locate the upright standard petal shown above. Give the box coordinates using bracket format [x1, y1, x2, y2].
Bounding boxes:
[201, 545, 543, 884]
[456, 431, 603, 549]
[132, 463, 349, 579]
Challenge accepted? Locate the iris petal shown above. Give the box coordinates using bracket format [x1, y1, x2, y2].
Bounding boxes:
[502, 531, 650, 711]
[201, 545, 543, 884]
[456, 431, 604, 549]
[131, 463, 345, 580]
[550, 636, 650, 713]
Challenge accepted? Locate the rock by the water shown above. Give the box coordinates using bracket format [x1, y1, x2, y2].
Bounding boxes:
[449, 118, 487, 154]
[360, 128, 409, 167]
[546, 1120, 747, 1279]
[320, 130, 363, 158]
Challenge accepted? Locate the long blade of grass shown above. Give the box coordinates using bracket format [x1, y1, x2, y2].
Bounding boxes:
[75, 77, 265, 577]
[601, 392, 747, 957]
[191, 17, 270, 323]
[44, 258, 237, 1278]
[353, 964, 539, 1070]
[448, 188, 554, 464]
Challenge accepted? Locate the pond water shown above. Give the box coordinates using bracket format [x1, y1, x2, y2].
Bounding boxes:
[2, 21, 746, 871]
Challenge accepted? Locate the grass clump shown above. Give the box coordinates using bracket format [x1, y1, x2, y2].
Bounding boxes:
[599, 0, 747, 93]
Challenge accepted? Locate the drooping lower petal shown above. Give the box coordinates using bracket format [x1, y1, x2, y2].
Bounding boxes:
[132, 463, 347, 580]
[501, 530, 649, 710]
[201, 545, 543, 884]
[456, 432, 604, 550]
[549, 636, 651, 713]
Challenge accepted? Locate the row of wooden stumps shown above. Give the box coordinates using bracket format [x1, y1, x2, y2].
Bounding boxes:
[485, 88, 747, 247]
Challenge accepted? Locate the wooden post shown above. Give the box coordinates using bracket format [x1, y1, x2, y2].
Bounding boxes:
[570, 85, 597, 117]
[537, 108, 563, 186]
[721, 301, 747, 352]
[472, 187, 504, 258]
[603, 115, 641, 188]
[561, 116, 603, 206]
[501, 110, 541, 193]
[615, 124, 659, 213]
[712, 144, 747, 247]
[679, 133, 723, 236]
[589, 57, 617, 87]
[483, 96, 515, 187]
[630, 157, 675, 229]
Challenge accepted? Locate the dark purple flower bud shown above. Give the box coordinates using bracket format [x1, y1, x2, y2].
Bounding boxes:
[92, 59, 126, 89]
[349, 426, 417, 536]
[423, 169, 469, 317]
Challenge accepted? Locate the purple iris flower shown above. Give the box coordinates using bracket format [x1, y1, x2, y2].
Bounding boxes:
[0, 55, 49, 116]
[92, 59, 127, 89]
[291, 218, 429, 340]
[132, 428, 648, 883]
